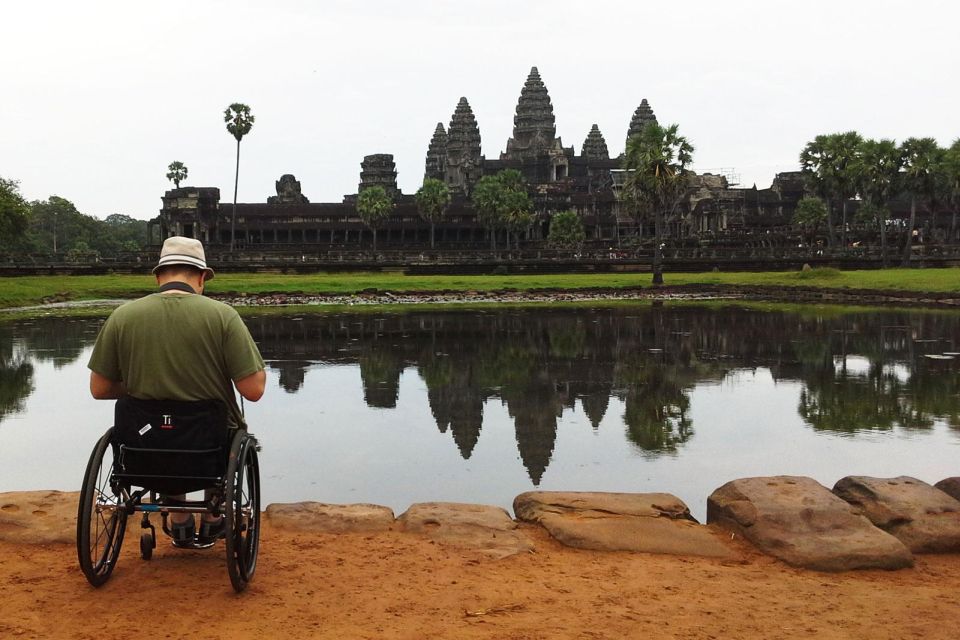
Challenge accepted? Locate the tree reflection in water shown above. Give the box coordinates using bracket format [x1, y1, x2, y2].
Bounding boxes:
[0, 319, 97, 426]
[794, 320, 960, 433]
[4, 305, 960, 483]
[0, 327, 34, 424]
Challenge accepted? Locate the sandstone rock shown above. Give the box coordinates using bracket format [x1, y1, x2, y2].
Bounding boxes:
[397, 502, 533, 559]
[934, 477, 960, 502]
[513, 491, 734, 558]
[707, 476, 912, 571]
[0, 490, 78, 544]
[265, 502, 395, 534]
[833, 476, 960, 553]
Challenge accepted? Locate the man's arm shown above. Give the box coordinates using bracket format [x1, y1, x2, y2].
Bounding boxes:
[90, 371, 124, 399]
[234, 369, 266, 402]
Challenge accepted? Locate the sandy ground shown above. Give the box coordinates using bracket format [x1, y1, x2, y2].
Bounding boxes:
[2, 522, 959, 640]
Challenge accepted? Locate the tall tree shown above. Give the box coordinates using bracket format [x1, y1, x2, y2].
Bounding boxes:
[942, 139, 960, 243]
[471, 175, 504, 250]
[792, 196, 827, 247]
[165, 161, 188, 189]
[827, 131, 863, 247]
[29, 196, 89, 253]
[101, 214, 148, 253]
[0, 177, 30, 248]
[224, 103, 255, 252]
[623, 123, 694, 285]
[470, 169, 532, 251]
[800, 131, 862, 247]
[899, 137, 943, 265]
[414, 178, 451, 249]
[799, 135, 838, 246]
[855, 138, 902, 266]
[356, 186, 394, 250]
[498, 169, 534, 250]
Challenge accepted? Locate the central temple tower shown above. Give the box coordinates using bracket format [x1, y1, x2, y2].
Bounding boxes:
[501, 66, 563, 160]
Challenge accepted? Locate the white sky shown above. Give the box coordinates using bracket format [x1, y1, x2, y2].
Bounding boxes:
[3, 0, 958, 220]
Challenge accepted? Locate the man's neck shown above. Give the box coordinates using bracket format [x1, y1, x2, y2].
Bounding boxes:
[158, 281, 197, 294]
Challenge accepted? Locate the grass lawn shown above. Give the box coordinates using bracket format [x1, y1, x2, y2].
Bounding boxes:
[1, 267, 959, 309]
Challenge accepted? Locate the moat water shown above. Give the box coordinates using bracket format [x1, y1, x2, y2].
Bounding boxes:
[2, 303, 959, 521]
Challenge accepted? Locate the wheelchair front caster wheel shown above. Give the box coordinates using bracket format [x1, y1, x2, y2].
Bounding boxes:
[140, 532, 154, 560]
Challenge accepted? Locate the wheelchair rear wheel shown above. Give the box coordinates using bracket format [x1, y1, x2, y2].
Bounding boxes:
[77, 429, 128, 587]
[224, 432, 260, 593]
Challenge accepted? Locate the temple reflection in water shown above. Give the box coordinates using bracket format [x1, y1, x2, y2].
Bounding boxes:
[245, 305, 960, 483]
[2, 305, 960, 486]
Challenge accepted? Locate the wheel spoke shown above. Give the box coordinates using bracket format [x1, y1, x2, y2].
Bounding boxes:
[78, 430, 127, 586]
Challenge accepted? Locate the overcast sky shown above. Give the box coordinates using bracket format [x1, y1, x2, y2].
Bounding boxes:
[3, 0, 958, 220]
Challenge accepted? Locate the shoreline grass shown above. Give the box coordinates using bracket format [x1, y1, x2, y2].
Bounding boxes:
[1, 267, 958, 310]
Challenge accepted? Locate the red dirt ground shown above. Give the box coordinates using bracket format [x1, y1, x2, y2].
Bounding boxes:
[2, 521, 959, 639]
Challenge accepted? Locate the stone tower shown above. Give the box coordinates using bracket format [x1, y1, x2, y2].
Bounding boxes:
[502, 66, 561, 160]
[268, 174, 309, 204]
[424, 123, 448, 182]
[625, 99, 658, 150]
[444, 97, 483, 195]
[581, 124, 610, 161]
[358, 154, 399, 198]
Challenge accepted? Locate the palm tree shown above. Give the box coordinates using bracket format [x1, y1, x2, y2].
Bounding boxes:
[855, 139, 902, 266]
[827, 131, 863, 247]
[623, 123, 694, 285]
[800, 135, 838, 247]
[471, 175, 503, 250]
[356, 186, 394, 250]
[497, 169, 533, 250]
[800, 131, 862, 248]
[942, 139, 960, 243]
[900, 137, 943, 265]
[414, 178, 451, 249]
[470, 169, 532, 251]
[165, 161, 188, 189]
[224, 103, 255, 252]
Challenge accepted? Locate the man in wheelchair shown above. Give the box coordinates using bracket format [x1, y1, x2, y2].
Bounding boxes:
[82, 236, 266, 589]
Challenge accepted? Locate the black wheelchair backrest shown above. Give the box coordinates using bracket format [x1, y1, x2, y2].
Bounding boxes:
[111, 395, 230, 495]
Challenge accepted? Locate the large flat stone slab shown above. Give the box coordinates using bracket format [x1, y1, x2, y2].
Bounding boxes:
[934, 477, 960, 502]
[513, 491, 734, 558]
[833, 476, 960, 553]
[265, 502, 395, 534]
[397, 502, 533, 559]
[707, 476, 913, 571]
[0, 490, 78, 544]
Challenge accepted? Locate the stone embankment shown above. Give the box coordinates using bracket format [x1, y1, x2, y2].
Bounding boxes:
[7, 283, 960, 314]
[209, 284, 960, 309]
[4, 474, 960, 572]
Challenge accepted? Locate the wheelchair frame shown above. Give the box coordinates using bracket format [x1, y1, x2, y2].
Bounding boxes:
[76, 426, 261, 593]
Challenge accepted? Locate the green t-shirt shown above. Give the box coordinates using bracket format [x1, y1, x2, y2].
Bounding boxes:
[88, 293, 265, 427]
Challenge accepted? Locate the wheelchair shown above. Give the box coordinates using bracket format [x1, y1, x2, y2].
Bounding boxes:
[76, 396, 261, 592]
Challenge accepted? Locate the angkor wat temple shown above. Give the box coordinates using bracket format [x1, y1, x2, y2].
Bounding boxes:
[152, 67, 900, 251]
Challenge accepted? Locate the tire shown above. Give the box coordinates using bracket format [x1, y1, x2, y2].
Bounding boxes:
[224, 432, 260, 593]
[77, 429, 128, 587]
[140, 532, 153, 560]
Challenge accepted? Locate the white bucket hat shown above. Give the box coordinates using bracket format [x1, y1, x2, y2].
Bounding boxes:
[152, 236, 215, 280]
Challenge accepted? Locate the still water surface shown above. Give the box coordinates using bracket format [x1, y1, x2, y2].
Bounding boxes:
[2, 303, 959, 521]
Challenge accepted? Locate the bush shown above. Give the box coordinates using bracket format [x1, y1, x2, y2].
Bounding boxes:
[547, 210, 586, 248]
[796, 267, 841, 280]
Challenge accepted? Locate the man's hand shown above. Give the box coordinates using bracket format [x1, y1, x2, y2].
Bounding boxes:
[89, 371, 124, 399]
